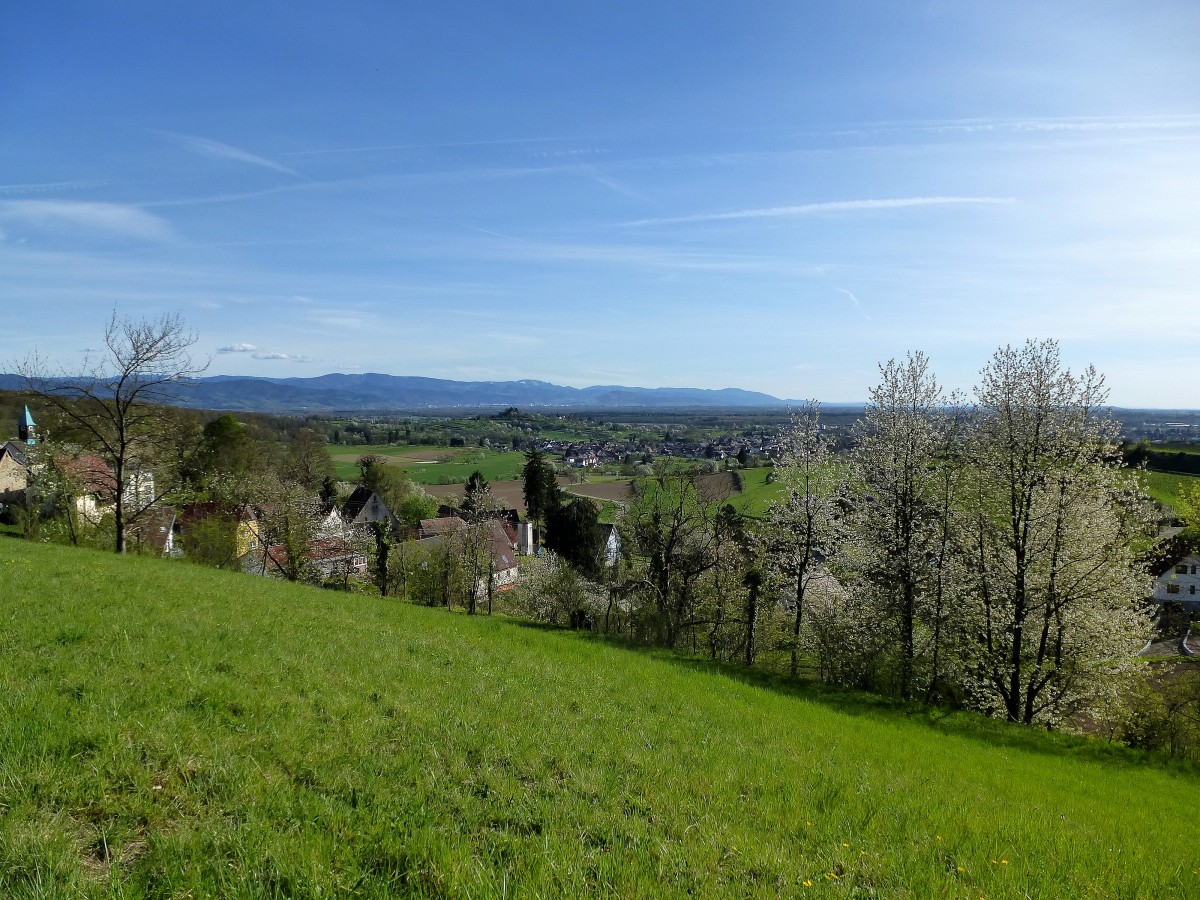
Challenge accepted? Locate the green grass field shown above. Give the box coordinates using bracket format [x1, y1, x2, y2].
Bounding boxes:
[1136, 468, 1200, 510]
[726, 466, 783, 517]
[2, 539, 1198, 897]
[328, 445, 527, 485]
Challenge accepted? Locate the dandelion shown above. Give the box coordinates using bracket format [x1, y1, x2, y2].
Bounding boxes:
[842, 842, 850, 847]
[1001, 859, 1009, 865]
[802, 879, 813, 887]
[935, 834, 942, 841]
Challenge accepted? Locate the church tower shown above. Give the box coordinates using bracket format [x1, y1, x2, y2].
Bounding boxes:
[17, 405, 37, 445]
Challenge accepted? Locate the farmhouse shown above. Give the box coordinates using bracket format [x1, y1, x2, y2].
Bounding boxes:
[412, 519, 520, 598]
[261, 538, 368, 581]
[176, 502, 263, 565]
[1151, 554, 1200, 610]
[0, 441, 28, 506]
[341, 486, 400, 532]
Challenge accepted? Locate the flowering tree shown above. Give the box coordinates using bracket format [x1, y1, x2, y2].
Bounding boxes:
[959, 340, 1152, 725]
[842, 352, 955, 699]
[760, 401, 843, 676]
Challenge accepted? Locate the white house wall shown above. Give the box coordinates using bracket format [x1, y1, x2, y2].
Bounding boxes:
[1153, 554, 1200, 601]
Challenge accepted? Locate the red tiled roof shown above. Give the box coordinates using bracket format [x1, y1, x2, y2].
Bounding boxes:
[55, 454, 117, 495]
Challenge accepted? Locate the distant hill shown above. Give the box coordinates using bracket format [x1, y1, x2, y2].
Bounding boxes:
[0, 372, 791, 412]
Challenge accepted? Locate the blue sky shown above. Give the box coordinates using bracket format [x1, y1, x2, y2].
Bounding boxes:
[2, 1, 1198, 406]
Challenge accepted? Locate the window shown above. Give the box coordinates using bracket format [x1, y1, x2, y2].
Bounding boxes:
[1192, 565, 1197, 575]
[1168, 584, 1181, 594]
[1176, 565, 1188, 574]
[1192, 585, 1196, 595]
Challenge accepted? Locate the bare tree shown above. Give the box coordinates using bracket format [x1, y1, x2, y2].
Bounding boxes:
[18, 311, 206, 553]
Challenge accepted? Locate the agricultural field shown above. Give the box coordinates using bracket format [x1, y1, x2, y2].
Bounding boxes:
[425, 476, 568, 514]
[563, 476, 636, 505]
[1137, 469, 1200, 511]
[725, 466, 783, 517]
[327, 444, 526, 485]
[2, 540, 1198, 897]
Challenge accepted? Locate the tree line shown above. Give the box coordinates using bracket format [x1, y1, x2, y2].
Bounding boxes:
[512, 340, 1156, 732]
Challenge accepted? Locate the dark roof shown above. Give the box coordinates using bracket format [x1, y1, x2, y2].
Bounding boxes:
[342, 486, 398, 526]
[341, 485, 375, 519]
[1143, 533, 1200, 578]
[1, 441, 27, 467]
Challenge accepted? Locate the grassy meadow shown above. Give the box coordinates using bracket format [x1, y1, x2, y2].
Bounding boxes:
[2, 539, 1198, 897]
[725, 467, 783, 517]
[1137, 468, 1200, 511]
[327, 445, 526, 485]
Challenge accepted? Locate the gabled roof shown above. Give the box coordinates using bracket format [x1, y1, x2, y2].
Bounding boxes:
[263, 537, 365, 575]
[1, 441, 28, 468]
[341, 485, 375, 519]
[412, 521, 518, 572]
[55, 454, 117, 496]
[420, 516, 467, 537]
[342, 486, 397, 525]
[485, 521, 517, 571]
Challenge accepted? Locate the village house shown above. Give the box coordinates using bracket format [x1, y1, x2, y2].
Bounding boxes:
[0, 441, 28, 507]
[1151, 553, 1200, 611]
[413, 519, 519, 598]
[261, 537, 368, 581]
[126, 506, 177, 556]
[0, 406, 39, 509]
[341, 485, 400, 532]
[175, 501, 262, 566]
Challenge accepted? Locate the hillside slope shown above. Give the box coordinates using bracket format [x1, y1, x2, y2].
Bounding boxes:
[0, 540, 1196, 897]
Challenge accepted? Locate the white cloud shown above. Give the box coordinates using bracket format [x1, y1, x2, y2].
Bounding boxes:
[217, 343, 258, 353]
[163, 132, 301, 177]
[252, 351, 313, 362]
[0, 200, 173, 241]
[623, 197, 1016, 227]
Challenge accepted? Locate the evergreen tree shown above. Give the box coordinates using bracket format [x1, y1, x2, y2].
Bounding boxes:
[545, 497, 604, 577]
[523, 448, 559, 535]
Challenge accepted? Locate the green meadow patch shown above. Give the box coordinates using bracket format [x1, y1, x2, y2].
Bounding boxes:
[726, 466, 783, 517]
[1137, 468, 1200, 511]
[328, 445, 526, 484]
[1, 540, 1197, 897]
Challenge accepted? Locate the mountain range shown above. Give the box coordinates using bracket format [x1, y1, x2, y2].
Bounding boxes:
[0, 373, 793, 413]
